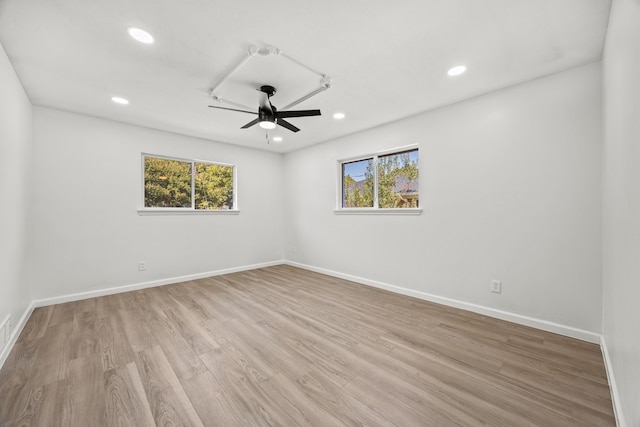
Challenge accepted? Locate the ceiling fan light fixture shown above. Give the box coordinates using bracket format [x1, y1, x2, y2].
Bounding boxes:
[259, 120, 276, 130]
[127, 27, 154, 44]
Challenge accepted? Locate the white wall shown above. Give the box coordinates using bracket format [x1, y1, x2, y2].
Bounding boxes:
[30, 108, 285, 300]
[285, 63, 602, 334]
[0, 42, 32, 342]
[602, 0, 640, 424]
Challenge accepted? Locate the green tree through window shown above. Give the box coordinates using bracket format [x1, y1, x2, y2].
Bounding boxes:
[378, 150, 419, 208]
[144, 155, 235, 210]
[195, 163, 234, 210]
[144, 157, 192, 208]
[342, 158, 374, 207]
[341, 148, 418, 209]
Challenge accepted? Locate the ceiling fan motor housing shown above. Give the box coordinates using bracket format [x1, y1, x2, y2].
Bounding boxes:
[259, 85, 277, 97]
[209, 83, 320, 133]
[258, 108, 275, 124]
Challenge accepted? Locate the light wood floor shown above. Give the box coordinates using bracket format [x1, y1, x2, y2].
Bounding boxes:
[0, 265, 615, 426]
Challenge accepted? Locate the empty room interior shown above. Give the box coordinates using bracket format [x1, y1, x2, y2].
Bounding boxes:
[1, 0, 639, 425]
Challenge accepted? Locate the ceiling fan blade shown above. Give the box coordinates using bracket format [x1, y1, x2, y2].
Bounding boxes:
[275, 109, 321, 118]
[241, 118, 260, 129]
[209, 105, 257, 115]
[277, 119, 300, 133]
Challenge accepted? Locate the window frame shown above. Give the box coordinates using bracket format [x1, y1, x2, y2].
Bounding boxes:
[335, 144, 422, 215]
[139, 153, 238, 215]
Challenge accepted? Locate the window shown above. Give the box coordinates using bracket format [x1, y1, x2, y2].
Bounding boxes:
[342, 158, 374, 207]
[339, 146, 419, 211]
[142, 154, 235, 211]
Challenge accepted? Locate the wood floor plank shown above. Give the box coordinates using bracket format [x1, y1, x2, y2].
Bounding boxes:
[68, 309, 99, 360]
[499, 362, 615, 417]
[149, 315, 208, 381]
[0, 340, 40, 422]
[135, 345, 183, 392]
[147, 385, 204, 427]
[48, 302, 75, 327]
[24, 322, 72, 389]
[0, 381, 65, 427]
[295, 370, 395, 426]
[252, 319, 359, 387]
[201, 319, 278, 384]
[135, 346, 203, 426]
[95, 293, 128, 318]
[180, 371, 240, 427]
[97, 315, 136, 371]
[63, 354, 107, 426]
[17, 306, 53, 342]
[344, 373, 475, 427]
[0, 265, 616, 426]
[258, 372, 345, 427]
[198, 348, 300, 426]
[347, 342, 492, 426]
[164, 306, 220, 356]
[116, 308, 161, 353]
[104, 363, 155, 427]
[388, 335, 585, 425]
[143, 285, 181, 311]
[170, 292, 220, 324]
[227, 319, 312, 380]
[69, 296, 98, 316]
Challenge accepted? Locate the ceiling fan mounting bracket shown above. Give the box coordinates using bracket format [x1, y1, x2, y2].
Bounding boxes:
[208, 44, 331, 111]
[256, 45, 280, 56]
[260, 85, 276, 97]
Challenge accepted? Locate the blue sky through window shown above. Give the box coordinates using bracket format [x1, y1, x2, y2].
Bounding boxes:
[343, 159, 371, 182]
[343, 150, 418, 182]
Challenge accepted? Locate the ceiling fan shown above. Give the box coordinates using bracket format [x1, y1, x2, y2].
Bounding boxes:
[209, 85, 321, 133]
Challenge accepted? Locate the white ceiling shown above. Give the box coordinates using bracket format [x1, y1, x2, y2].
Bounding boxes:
[0, 0, 611, 153]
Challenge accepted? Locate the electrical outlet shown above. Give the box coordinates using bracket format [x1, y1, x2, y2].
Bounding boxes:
[138, 261, 146, 271]
[491, 280, 502, 294]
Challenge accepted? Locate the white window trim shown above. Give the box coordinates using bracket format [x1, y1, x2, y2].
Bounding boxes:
[333, 208, 422, 215]
[137, 209, 240, 215]
[336, 144, 421, 215]
[139, 153, 239, 214]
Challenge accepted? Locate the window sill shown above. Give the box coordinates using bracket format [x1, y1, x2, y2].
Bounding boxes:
[334, 208, 422, 216]
[137, 209, 240, 216]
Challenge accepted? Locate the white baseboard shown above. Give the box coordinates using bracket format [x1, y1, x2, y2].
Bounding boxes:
[285, 261, 602, 344]
[0, 301, 35, 370]
[32, 260, 285, 308]
[600, 336, 627, 427]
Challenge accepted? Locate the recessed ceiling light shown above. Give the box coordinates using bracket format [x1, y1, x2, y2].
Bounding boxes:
[127, 27, 154, 44]
[333, 112, 346, 120]
[272, 136, 283, 142]
[447, 65, 467, 76]
[111, 96, 129, 105]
